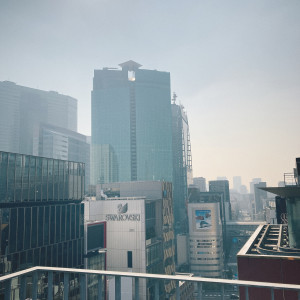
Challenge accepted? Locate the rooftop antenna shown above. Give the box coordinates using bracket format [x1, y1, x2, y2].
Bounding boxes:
[172, 92, 177, 104]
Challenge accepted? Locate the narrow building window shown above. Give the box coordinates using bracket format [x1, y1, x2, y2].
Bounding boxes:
[127, 251, 133, 268]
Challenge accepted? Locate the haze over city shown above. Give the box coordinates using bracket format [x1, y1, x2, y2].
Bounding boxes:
[1, 0, 299, 188]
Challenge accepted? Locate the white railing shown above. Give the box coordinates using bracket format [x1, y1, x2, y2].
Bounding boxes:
[0, 266, 300, 300]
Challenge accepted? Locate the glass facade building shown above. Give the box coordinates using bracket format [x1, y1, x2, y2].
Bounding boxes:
[0, 81, 77, 156]
[0, 151, 85, 277]
[91, 61, 173, 184]
[171, 101, 193, 234]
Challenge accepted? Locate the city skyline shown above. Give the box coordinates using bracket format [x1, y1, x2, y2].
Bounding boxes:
[1, 0, 299, 187]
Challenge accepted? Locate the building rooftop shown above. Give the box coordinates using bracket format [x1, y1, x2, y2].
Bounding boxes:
[119, 60, 142, 70]
[238, 224, 300, 258]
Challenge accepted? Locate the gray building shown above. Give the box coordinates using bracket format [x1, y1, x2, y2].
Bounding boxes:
[233, 176, 242, 192]
[0, 81, 77, 155]
[253, 181, 267, 216]
[193, 177, 206, 192]
[91, 61, 173, 185]
[209, 180, 231, 221]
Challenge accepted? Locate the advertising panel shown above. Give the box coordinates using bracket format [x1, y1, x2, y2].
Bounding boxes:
[194, 209, 212, 230]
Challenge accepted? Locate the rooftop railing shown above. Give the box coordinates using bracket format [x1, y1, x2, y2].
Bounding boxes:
[284, 172, 297, 186]
[1, 266, 300, 300]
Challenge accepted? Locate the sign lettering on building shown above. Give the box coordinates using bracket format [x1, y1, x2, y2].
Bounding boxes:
[105, 203, 141, 221]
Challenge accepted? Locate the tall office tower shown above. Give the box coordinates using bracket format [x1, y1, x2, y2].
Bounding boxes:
[171, 95, 192, 234]
[253, 181, 267, 215]
[233, 176, 242, 192]
[187, 191, 225, 278]
[193, 177, 206, 192]
[209, 180, 231, 221]
[91, 61, 173, 185]
[249, 177, 261, 194]
[0, 81, 77, 155]
[0, 151, 85, 278]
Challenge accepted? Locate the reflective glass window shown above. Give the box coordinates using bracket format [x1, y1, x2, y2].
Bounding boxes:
[0, 152, 8, 201]
[48, 159, 53, 201]
[33, 248, 39, 265]
[27, 249, 33, 266]
[38, 206, 44, 247]
[31, 207, 37, 248]
[53, 244, 58, 267]
[55, 206, 61, 243]
[69, 162, 74, 199]
[68, 241, 72, 267]
[21, 155, 30, 201]
[71, 205, 75, 240]
[59, 160, 64, 200]
[66, 205, 70, 240]
[53, 160, 59, 200]
[14, 154, 22, 202]
[61, 205, 66, 240]
[36, 158, 42, 201]
[46, 246, 51, 266]
[50, 206, 55, 244]
[9, 208, 17, 253]
[42, 158, 48, 201]
[58, 243, 62, 266]
[24, 207, 31, 250]
[41, 247, 46, 266]
[7, 153, 16, 202]
[64, 161, 69, 200]
[44, 206, 49, 245]
[63, 242, 68, 268]
[17, 207, 24, 251]
[29, 157, 36, 201]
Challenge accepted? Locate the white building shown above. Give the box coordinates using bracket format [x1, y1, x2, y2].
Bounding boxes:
[84, 181, 176, 299]
[188, 201, 224, 278]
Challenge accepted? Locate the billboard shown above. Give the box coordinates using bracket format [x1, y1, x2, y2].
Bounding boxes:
[194, 210, 212, 230]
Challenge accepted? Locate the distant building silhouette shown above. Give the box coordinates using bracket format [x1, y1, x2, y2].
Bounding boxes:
[193, 177, 206, 192]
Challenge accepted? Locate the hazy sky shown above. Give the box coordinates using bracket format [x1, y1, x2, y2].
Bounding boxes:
[1, 0, 299, 189]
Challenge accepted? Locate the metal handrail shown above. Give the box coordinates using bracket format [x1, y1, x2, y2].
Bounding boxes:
[1, 266, 300, 299]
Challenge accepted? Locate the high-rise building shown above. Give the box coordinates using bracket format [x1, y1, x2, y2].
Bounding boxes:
[253, 181, 267, 215]
[0, 151, 85, 278]
[209, 180, 231, 222]
[0, 81, 77, 155]
[249, 177, 261, 194]
[171, 95, 192, 234]
[233, 176, 242, 192]
[193, 177, 206, 192]
[91, 61, 173, 185]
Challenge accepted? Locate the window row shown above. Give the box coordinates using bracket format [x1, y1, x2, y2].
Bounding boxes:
[1, 204, 84, 255]
[0, 151, 84, 202]
[1, 239, 84, 276]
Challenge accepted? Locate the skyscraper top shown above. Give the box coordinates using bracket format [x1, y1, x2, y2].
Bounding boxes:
[118, 60, 142, 71]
